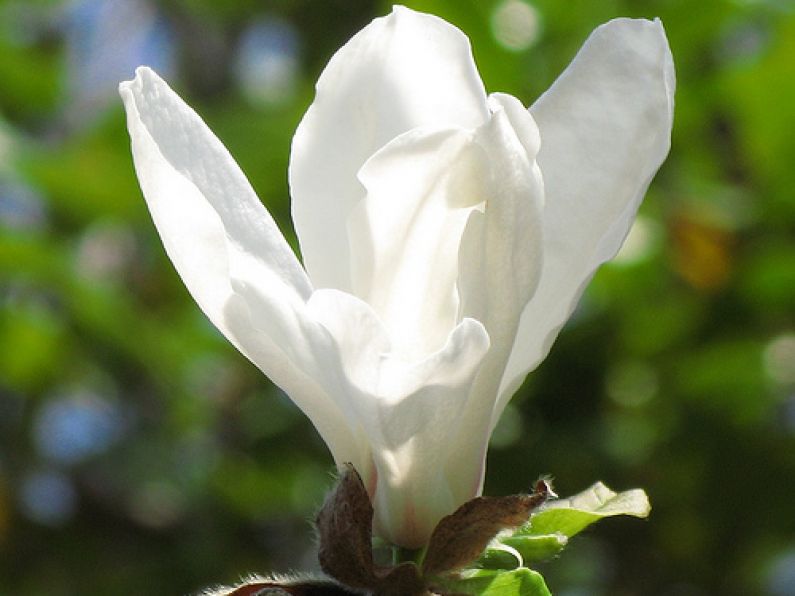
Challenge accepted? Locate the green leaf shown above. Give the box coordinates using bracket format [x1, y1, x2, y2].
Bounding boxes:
[437, 567, 552, 596]
[479, 534, 567, 569]
[477, 483, 649, 570]
[523, 482, 651, 539]
[502, 533, 569, 562]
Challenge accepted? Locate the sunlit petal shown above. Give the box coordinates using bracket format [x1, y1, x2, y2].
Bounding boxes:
[120, 67, 361, 466]
[447, 97, 545, 499]
[308, 288, 491, 547]
[498, 18, 675, 415]
[349, 126, 483, 357]
[289, 5, 489, 293]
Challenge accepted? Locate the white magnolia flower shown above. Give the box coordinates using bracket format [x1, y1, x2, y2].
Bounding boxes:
[120, 6, 674, 548]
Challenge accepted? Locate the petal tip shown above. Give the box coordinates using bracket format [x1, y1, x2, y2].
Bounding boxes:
[595, 16, 675, 103]
[118, 66, 156, 99]
[118, 76, 135, 99]
[598, 16, 668, 41]
[118, 80, 131, 100]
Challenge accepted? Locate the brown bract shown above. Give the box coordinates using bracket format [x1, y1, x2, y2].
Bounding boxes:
[313, 465, 552, 595]
[421, 479, 552, 577]
[316, 464, 425, 595]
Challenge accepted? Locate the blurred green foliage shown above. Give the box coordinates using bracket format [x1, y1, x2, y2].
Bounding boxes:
[1, 0, 794, 594]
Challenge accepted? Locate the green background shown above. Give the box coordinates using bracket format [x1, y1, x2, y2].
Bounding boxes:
[1, 0, 794, 594]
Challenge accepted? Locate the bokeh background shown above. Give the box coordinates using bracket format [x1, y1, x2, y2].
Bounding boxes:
[1, 0, 794, 594]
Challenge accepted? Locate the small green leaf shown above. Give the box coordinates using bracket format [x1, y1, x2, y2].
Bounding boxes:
[475, 483, 649, 571]
[479, 533, 567, 569]
[502, 533, 569, 562]
[477, 543, 523, 570]
[437, 568, 552, 596]
[523, 482, 650, 539]
[480, 568, 552, 596]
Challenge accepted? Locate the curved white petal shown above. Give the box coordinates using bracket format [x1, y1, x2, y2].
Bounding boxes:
[348, 126, 484, 357]
[307, 288, 491, 547]
[457, 94, 544, 333]
[223, 294, 370, 474]
[365, 316, 489, 548]
[289, 5, 489, 293]
[498, 18, 675, 412]
[119, 67, 361, 465]
[445, 99, 545, 500]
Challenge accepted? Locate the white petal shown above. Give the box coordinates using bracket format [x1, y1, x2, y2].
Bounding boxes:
[119, 67, 361, 465]
[289, 5, 489, 292]
[457, 95, 544, 334]
[348, 126, 484, 357]
[445, 98, 545, 499]
[499, 18, 675, 409]
[307, 288, 491, 547]
[366, 317, 490, 548]
[223, 293, 370, 475]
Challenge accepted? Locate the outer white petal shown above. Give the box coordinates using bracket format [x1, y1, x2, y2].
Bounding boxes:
[289, 5, 489, 293]
[119, 67, 361, 467]
[498, 18, 675, 412]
